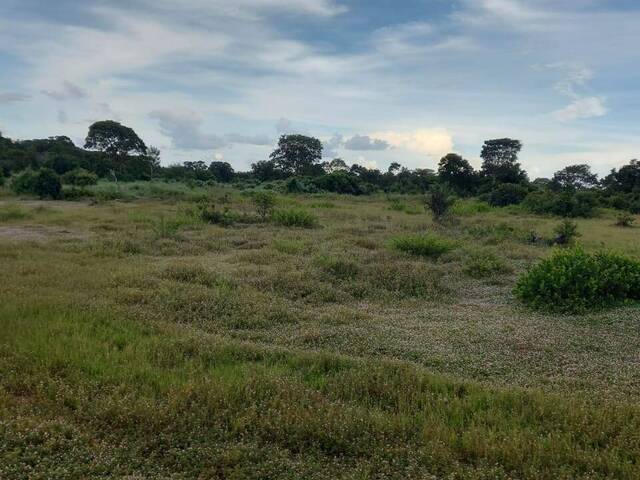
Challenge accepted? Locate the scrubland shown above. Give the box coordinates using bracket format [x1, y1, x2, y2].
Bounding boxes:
[1, 186, 639, 479]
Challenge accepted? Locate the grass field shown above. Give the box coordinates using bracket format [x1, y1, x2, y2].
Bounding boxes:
[1, 186, 640, 479]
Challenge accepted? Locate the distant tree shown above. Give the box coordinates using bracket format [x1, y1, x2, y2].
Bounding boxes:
[551, 164, 598, 191]
[603, 159, 640, 193]
[183, 161, 210, 181]
[147, 146, 161, 177]
[488, 183, 529, 207]
[208, 161, 235, 183]
[480, 138, 527, 184]
[84, 120, 147, 158]
[437, 153, 477, 195]
[269, 134, 322, 175]
[387, 162, 402, 175]
[324, 158, 349, 173]
[251, 160, 284, 181]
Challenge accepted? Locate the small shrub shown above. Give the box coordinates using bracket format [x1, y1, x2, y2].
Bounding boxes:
[197, 199, 238, 226]
[272, 208, 318, 228]
[253, 191, 276, 221]
[424, 184, 455, 222]
[463, 250, 513, 278]
[616, 212, 635, 227]
[515, 248, 640, 313]
[61, 168, 98, 186]
[553, 219, 580, 246]
[62, 186, 93, 200]
[390, 234, 456, 258]
[315, 255, 359, 279]
[10, 169, 38, 195]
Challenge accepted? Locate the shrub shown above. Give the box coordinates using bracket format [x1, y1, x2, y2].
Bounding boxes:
[463, 250, 513, 278]
[312, 172, 368, 195]
[522, 191, 598, 218]
[488, 183, 528, 207]
[390, 234, 456, 258]
[553, 219, 580, 246]
[616, 212, 636, 227]
[253, 191, 276, 221]
[11, 169, 38, 195]
[12, 168, 62, 199]
[424, 184, 455, 222]
[515, 248, 640, 313]
[271, 208, 318, 228]
[62, 168, 98, 186]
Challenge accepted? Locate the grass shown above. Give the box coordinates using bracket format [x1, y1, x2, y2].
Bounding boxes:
[272, 207, 319, 228]
[1, 186, 640, 478]
[390, 233, 457, 258]
[0, 203, 33, 222]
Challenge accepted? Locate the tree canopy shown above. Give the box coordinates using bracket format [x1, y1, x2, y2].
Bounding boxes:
[84, 120, 147, 158]
[480, 138, 527, 184]
[269, 134, 322, 175]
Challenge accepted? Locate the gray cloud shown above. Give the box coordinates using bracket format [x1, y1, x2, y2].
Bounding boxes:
[42, 81, 87, 100]
[0, 92, 30, 103]
[343, 134, 389, 151]
[150, 110, 272, 150]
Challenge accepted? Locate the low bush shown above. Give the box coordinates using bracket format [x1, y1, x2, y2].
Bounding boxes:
[523, 190, 598, 218]
[11, 168, 63, 199]
[390, 233, 456, 258]
[616, 212, 636, 227]
[424, 184, 455, 222]
[515, 248, 640, 313]
[272, 208, 318, 228]
[253, 191, 277, 221]
[553, 219, 580, 246]
[62, 168, 98, 186]
[463, 250, 513, 278]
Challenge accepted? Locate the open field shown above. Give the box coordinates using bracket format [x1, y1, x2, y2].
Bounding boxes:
[1, 188, 640, 479]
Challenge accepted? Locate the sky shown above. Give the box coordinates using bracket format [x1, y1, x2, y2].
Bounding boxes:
[0, 0, 639, 178]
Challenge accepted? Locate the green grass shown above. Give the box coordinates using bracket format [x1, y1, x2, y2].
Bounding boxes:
[1, 185, 640, 478]
[0, 203, 33, 222]
[390, 233, 457, 258]
[272, 207, 319, 228]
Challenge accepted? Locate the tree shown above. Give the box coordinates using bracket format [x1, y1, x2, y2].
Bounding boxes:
[253, 191, 276, 220]
[269, 134, 322, 176]
[480, 138, 527, 184]
[84, 120, 147, 158]
[208, 161, 235, 183]
[251, 160, 284, 181]
[387, 162, 401, 175]
[551, 164, 598, 191]
[437, 153, 477, 195]
[324, 158, 348, 173]
[147, 146, 161, 177]
[183, 161, 209, 181]
[603, 159, 640, 193]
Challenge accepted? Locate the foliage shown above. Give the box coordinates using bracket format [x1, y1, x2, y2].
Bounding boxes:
[553, 219, 580, 246]
[10, 169, 38, 195]
[424, 184, 455, 222]
[480, 138, 528, 184]
[61, 168, 98, 186]
[269, 134, 323, 176]
[603, 159, 640, 193]
[390, 233, 456, 258]
[551, 164, 598, 191]
[271, 208, 318, 228]
[437, 153, 477, 195]
[463, 250, 513, 278]
[488, 182, 529, 206]
[11, 168, 62, 199]
[84, 120, 147, 158]
[616, 212, 636, 227]
[450, 199, 492, 216]
[515, 248, 640, 313]
[208, 161, 235, 183]
[253, 191, 277, 220]
[312, 171, 368, 195]
[522, 190, 598, 217]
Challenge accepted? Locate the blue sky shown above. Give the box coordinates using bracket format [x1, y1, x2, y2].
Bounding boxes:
[0, 0, 639, 177]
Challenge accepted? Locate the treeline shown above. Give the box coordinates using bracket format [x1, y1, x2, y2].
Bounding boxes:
[1, 120, 639, 215]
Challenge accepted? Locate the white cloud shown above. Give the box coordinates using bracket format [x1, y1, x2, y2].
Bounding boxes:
[371, 128, 453, 159]
[552, 96, 607, 122]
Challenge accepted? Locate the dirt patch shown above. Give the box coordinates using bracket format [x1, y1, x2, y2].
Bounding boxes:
[0, 225, 87, 242]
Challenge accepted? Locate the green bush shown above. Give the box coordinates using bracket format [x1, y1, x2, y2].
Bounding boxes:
[488, 183, 529, 207]
[463, 250, 513, 278]
[12, 168, 62, 199]
[390, 234, 456, 258]
[424, 184, 455, 222]
[523, 190, 598, 218]
[271, 208, 318, 228]
[515, 248, 640, 313]
[616, 212, 636, 227]
[10, 169, 38, 195]
[253, 191, 277, 221]
[62, 168, 98, 186]
[553, 219, 580, 246]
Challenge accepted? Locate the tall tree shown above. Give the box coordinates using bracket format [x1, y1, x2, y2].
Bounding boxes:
[480, 138, 527, 184]
[209, 161, 235, 183]
[551, 164, 598, 191]
[437, 153, 477, 195]
[84, 120, 147, 158]
[269, 134, 322, 175]
[603, 159, 640, 193]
